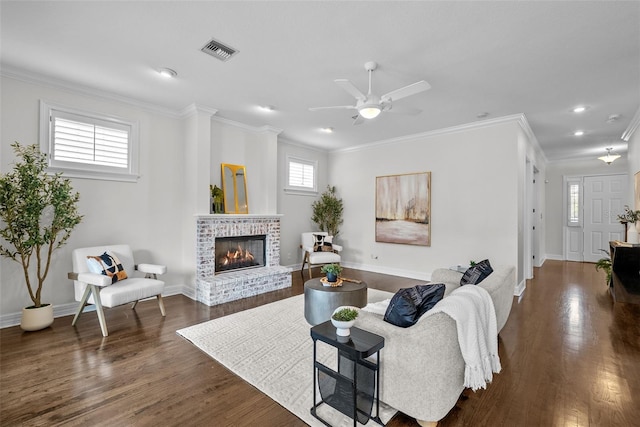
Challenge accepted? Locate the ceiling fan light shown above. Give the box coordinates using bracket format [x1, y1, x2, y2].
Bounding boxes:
[359, 106, 381, 119]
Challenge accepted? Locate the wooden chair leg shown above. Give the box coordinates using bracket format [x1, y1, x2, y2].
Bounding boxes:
[300, 253, 307, 280]
[91, 285, 109, 337]
[157, 295, 166, 316]
[72, 285, 92, 326]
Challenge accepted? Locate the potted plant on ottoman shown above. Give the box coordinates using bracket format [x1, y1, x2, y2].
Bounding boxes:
[0, 142, 82, 331]
[321, 263, 342, 283]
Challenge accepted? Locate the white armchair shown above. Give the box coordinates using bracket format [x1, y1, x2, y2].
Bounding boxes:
[300, 232, 342, 280]
[68, 244, 166, 337]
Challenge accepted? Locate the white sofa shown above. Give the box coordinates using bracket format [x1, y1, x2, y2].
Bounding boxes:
[355, 265, 516, 426]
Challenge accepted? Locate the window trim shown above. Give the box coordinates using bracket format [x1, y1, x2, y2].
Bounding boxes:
[284, 156, 317, 195]
[39, 100, 140, 182]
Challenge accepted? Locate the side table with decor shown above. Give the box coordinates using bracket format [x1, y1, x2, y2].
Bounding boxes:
[310, 321, 385, 427]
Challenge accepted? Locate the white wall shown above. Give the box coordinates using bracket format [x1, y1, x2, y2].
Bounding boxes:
[627, 118, 640, 208]
[327, 119, 524, 280]
[276, 139, 328, 268]
[544, 157, 628, 259]
[0, 76, 190, 322]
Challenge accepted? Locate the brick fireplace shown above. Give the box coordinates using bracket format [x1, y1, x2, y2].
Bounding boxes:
[195, 214, 292, 306]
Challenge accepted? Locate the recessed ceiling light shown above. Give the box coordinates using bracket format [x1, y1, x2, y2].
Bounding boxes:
[320, 127, 333, 133]
[158, 68, 177, 79]
[258, 105, 276, 112]
[476, 112, 489, 119]
[574, 130, 585, 136]
[572, 106, 587, 113]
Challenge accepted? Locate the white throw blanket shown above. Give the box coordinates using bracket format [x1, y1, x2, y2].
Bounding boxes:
[426, 285, 501, 391]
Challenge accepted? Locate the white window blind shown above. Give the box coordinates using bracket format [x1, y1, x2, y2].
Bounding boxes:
[288, 161, 314, 188]
[285, 156, 317, 194]
[53, 117, 129, 168]
[40, 100, 139, 182]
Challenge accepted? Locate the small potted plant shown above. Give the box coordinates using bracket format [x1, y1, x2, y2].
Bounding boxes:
[331, 306, 359, 337]
[210, 184, 224, 214]
[321, 263, 342, 283]
[595, 250, 612, 287]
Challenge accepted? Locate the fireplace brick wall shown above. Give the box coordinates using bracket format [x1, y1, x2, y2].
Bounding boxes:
[195, 215, 291, 306]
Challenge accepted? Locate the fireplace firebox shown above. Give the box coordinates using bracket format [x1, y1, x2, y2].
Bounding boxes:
[215, 235, 266, 273]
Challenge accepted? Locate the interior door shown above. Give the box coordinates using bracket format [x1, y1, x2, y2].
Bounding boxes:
[583, 175, 627, 262]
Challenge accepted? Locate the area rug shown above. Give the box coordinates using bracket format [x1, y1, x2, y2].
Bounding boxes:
[176, 290, 397, 426]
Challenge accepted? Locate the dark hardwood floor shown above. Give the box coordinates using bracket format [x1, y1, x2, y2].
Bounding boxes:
[1, 262, 639, 426]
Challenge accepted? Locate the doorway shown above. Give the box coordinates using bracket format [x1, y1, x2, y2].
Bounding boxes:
[563, 174, 628, 262]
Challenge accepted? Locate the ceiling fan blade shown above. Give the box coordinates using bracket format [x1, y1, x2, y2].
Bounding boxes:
[335, 79, 366, 101]
[381, 80, 431, 102]
[352, 114, 365, 125]
[309, 105, 358, 111]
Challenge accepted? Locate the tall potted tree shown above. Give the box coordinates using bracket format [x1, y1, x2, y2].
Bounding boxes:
[311, 185, 344, 238]
[0, 142, 82, 331]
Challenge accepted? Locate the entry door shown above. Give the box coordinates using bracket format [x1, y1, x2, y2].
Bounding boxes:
[583, 175, 627, 262]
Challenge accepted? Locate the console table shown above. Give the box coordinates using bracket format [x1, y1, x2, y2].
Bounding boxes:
[609, 241, 640, 304]
[310, 321, 384, 427]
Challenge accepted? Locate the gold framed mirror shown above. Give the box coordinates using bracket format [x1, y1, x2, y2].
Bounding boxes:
[221, 163, 249, 214]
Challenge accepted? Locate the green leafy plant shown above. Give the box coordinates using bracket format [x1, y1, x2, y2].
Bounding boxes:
[210, 184, 224, 213]
[321, 263, 343, 276]
[617, 205, 640, 224]
[332, 307, 358, 322]
[0, 142, 82, 307]
[311, 185, 344, 238]
[594, 249, 612, 287]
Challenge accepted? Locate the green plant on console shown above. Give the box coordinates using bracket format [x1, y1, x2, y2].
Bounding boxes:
[210, 184, 224, 213]
[595, 249, 612, 287]
[0, 142, 83, 308]
[320, 263, 343, 276]
[332, 307, 358, 322]
[311, 185, 344, 238]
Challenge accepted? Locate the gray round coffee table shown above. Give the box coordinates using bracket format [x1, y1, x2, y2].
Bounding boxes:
[304, 278, 367, 325]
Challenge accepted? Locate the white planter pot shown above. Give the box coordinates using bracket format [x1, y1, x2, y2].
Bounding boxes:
[330, 306, 359, 336]
[627, 225, 639, 244]
[20, 304, 54, 331]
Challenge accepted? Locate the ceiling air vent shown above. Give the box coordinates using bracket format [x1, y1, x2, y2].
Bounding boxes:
[201, 38, 238, 62]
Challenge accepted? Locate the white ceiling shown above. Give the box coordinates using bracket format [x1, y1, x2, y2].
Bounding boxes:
[1, 1, 638, 161]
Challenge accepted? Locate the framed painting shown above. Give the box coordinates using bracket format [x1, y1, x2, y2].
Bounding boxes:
[376, 172, 431, 246]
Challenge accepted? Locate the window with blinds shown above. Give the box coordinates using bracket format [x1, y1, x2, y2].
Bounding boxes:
[40, 101, 139, 182]
[285, 156, 317, 193]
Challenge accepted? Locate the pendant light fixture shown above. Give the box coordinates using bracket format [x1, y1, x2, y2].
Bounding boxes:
[598, 147, 621, 165]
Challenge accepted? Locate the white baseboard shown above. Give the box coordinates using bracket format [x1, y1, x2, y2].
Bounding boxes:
[341, 261, 431, 282]
[514, 279, 526, 297]
[545, 254, 564, 261]
[0, 283, 187, 329]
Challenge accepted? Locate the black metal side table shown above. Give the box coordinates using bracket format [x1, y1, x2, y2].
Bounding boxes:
[310, 321, 385, 426]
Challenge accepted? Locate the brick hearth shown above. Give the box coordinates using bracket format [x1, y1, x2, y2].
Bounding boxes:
[195, 214, 292, 306]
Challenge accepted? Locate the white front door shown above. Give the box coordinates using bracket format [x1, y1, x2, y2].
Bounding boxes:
[583, 174, 627, 262]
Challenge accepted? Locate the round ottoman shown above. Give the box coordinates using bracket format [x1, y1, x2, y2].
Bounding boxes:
[304, 278, 367, 325]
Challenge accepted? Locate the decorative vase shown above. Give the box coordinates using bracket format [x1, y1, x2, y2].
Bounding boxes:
[20, 304, 54, 331]
[627, 223, 639, 244]
[326, 272, 338, 283]
[636, 221, 640, 234]
[331, 317, 355, 336]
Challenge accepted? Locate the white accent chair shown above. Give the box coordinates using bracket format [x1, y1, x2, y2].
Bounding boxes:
[68, 244, 166, 337]
[300, 232, 342, 280]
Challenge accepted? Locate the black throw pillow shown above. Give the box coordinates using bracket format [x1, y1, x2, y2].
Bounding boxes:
[383, 283, 446, 328]
[461, 259, 493, 285]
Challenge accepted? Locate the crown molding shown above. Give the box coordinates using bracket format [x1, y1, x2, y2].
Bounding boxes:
[1, 64, 185, 118]
[210, 115, 281, 135]
[332, 113, 544, 158]
[179, 103, 218, 118]
[621, 106, 640, 141]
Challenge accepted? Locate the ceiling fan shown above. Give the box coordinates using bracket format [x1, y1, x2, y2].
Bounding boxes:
[309, 61, 431, 124]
